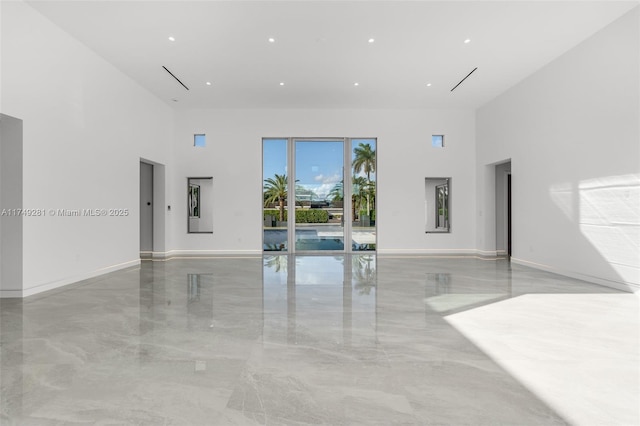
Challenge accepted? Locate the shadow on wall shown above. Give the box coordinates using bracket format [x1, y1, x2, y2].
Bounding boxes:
[548, 173, 639, 291]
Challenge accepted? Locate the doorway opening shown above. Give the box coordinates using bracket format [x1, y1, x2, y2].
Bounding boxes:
[495, 161, 512, 258]
[262, 138, 377, 253]
[140, 161, 154, 258]
[139, 160, 166, 259]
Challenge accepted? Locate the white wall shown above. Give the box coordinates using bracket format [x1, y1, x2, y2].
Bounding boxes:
[476, 8, 640, 290]
[1, 1, 173, 296]
[170, 109, 476, 255]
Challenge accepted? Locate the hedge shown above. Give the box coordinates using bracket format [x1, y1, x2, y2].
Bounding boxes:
[264, 209, 328, 223]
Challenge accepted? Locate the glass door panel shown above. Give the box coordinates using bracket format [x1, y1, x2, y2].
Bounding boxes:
[263, 139, 289, 251]
[351, 139, 376, 251]
[294, 140, 344, 251]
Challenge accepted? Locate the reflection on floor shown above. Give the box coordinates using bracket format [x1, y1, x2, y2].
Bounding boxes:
[1, 256, 637, 425]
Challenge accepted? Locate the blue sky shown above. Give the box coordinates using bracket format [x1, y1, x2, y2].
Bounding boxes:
[263, 139, 376, 200]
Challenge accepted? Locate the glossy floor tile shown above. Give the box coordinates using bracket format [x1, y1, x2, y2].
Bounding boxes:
[1, 256, 637, 425]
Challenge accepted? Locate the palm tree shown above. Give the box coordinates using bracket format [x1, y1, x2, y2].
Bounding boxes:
[328, 181, 344, 202]
[352, 143, 376, 214]
[329, 177, 368, 219]
[364, 180, 376, 214]
[352, 143, 376, 181]
[263, 174, 288, 221]
[264, 255, 289, 272]
[352, 175, 368, 219]
[353, 255, 376, 294]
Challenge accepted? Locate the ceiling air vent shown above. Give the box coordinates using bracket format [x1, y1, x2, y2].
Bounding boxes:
[451, 67, 478, 92]
[162, 66, 189, 91]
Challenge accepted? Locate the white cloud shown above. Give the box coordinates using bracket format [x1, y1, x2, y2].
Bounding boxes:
[299, 174, 343, 200]
[322, 173, 342, 185]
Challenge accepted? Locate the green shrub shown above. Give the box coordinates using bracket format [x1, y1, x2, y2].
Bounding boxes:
[264, 209, 285, 220]
[263, 209, 328, 223]
[295, 209, 328, 223]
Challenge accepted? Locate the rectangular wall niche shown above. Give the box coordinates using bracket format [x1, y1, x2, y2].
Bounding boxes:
[188, 177, 213, 233]
[425, 177, 450, 233]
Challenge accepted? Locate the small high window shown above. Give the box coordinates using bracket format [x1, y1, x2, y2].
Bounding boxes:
[194, 134, 206, 147]
[432, 135, 444, 148]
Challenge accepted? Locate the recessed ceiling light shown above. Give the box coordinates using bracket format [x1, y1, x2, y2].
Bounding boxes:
[206, 82, 212, 86]
[427, 83, 432, 87]
[368, 38, 375, 43]
[168, 36, 175, 42]
[354, 82, 359, 86]
[464, 38, 471, 44]
[279, 82, 285, 86]
[268, 37, 275, 43]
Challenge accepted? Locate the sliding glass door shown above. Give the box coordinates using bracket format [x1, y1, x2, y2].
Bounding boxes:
[263, 138, 376, 253]
[294, 140, 344, 251]
[351, 139, 376, 251]
[263, 139, 289, 251]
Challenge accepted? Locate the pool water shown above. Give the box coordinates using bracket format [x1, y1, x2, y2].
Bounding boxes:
[263, 229, 375, 251]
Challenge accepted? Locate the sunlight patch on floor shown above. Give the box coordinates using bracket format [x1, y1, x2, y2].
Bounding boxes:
[445, 293, 640, 426]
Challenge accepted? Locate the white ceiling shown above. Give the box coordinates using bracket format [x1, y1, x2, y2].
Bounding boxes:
[26, 1, 639, 109]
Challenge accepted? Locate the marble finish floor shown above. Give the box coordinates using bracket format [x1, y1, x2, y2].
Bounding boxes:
[1, 256, 638, 425]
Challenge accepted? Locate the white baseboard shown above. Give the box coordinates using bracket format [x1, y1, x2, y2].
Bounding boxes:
[376, 248, 499, 257]
[10, 260, 141, 299]
[140, 251, 153, 260]
[0, 289, 23, 298]
[477, 249, 501, 258]
[510, 257, 640, 293]
[158, 250, 262, 259]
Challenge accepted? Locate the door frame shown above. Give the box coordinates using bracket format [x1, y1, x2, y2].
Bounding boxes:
[507, 172, 512, 258]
